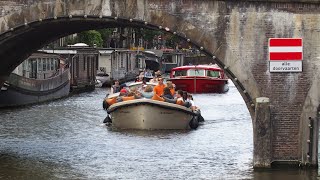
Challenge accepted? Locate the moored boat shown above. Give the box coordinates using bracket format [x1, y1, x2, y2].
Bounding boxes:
[0, 52, 70, 107]
[169, 64, 229, 93]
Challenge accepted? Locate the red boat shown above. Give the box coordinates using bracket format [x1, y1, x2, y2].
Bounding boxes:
[169, 64, 229, 93]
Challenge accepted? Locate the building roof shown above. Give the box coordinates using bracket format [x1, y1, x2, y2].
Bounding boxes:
[38, 49, 77, 54]
[68, 43, 89, 47]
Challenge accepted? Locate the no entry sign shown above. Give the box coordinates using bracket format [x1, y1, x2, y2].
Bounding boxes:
[269, 38, 303, 72]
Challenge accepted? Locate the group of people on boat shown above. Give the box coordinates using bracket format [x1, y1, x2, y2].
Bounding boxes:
[134, 69, 162, 83]
[108, 75, 197, 111]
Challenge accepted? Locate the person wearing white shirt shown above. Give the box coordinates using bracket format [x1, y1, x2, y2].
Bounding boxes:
[186, 94, 197, 111]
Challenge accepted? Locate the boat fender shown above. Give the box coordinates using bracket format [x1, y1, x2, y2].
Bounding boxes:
[152, 94, 164, 101]
[163, 97, 177, 104]
[198, 114, 205, 122]
[122, 96, 135, 101]
[102, 99, 108, 110]
[189, 116, 199, 129]
[103, 114, 112, 124]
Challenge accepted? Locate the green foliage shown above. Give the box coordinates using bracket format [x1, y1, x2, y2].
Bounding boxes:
[78, 30, 103, 47]
[65, 36, 79, 46]
[165, 34, 180, 48]
[142, 29, 161, 41]
[97, 29, 113, 47]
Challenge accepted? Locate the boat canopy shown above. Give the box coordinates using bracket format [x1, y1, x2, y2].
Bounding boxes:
[171, 65, 223, 78]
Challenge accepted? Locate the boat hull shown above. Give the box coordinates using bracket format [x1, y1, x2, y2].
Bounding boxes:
[0, 70, 70, 108]
[169, 77, 229, 93]
[107, 99, 195, 130]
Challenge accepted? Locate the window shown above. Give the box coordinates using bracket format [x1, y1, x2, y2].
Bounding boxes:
[120, 58, 124, 68]
[206, 70, 220, 78]
[37, 58, 41, 72]
[83, 55, 86, 71]
[128, 54, 131, 70]
[173, 70, 187, 77]
[42, 58, 46, 71]
[188, 69, 204, 76]
[46, 58, 50, 71]
[162, 54, 176, 64]
[50, 58, 54, 70]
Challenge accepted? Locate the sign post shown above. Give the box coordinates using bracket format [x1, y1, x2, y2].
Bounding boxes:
[269, 38, 303, 72]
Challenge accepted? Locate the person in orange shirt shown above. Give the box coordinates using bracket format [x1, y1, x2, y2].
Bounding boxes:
[153, 77, 166, 96]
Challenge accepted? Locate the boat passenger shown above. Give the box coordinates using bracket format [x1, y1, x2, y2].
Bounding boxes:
[135, 75, 144, 82]
[166, 81, 175, 96]
[182, 91, 188, 102]
[162, 87, 174, 99]
[176, 90, 184, 102]
[187, 93, 197, 111]
[116, 88, 128, 102]
[155, 70, 161, 77]
[149, 76, 158, 83]
[129, 87, 142, 99]
[144, 69, 153, 78]
[110, 80, 121, 94]
[134, 91, 142, 99]
[153, 77, 166, 96]
[119, 88, 128, 96]
[141, 85, 154, 99]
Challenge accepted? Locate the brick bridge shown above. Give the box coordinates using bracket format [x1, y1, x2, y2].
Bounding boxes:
[0, 0, 320, 168]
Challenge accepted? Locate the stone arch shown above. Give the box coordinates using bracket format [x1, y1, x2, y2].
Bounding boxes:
[0, 1, 261, 120]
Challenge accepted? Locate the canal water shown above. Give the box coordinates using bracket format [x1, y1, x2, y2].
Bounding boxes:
[0, 81, 318, 179]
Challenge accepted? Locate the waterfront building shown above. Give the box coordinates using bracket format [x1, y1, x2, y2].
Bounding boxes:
[68, 44, 98, 92]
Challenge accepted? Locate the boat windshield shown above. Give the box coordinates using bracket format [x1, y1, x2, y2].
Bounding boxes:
[173, 70, 188, 77]
[188, 69, 205, 76]
[206, 70, 220, 78]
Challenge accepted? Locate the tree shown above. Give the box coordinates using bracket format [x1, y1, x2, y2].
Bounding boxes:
[78, 30, 103, 47]
[97, 29, 114, 47]
[165, 34, 180, 48]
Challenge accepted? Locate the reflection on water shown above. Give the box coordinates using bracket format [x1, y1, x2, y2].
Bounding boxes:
[0, 153, 84, 179]
[0, 82, 319, 179]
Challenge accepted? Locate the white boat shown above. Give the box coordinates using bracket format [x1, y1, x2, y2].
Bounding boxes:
[106, 99, 198, 130]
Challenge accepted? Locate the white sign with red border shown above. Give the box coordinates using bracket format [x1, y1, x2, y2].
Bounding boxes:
[269, 38, 303, 72]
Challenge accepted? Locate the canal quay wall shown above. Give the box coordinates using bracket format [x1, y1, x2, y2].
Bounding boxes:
[0, 0, 320, 168]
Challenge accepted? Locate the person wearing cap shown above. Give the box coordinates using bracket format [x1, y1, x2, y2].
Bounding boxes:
[119, 88, 128, 96]
[153, 77, 166, 96]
